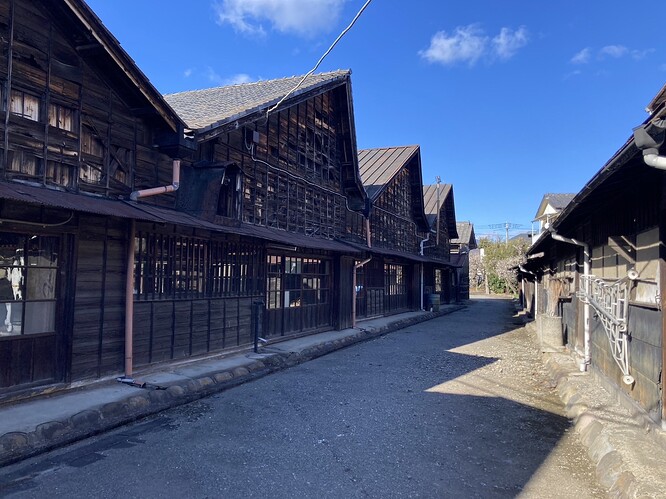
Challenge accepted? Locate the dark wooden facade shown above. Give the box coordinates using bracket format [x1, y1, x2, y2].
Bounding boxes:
[450, 221, 477, 301]
[0, 0, 187, 396]
[523, 109, 666, 425]
[0, 0, 463, 401]
[355, 146, 435, 319]
[0, 1, 369, 399]
[422, 183, 459, 304]
[165, 72, 367, 340]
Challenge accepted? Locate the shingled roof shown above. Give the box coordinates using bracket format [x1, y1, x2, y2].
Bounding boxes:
[452, 221, 476, 249]
[358, 146, 429, 231]
[165, 70, 350, 133]
[165, 70, 367, 212]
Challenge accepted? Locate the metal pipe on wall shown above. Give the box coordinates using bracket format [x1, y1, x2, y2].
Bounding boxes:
[124, 219, 136, 378]
[551, 232, 591, 369]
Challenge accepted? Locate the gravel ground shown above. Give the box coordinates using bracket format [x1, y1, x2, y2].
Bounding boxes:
[1, 296, 607, 498]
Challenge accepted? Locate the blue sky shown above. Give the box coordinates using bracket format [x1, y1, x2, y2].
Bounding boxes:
[86, 0, 665, 240]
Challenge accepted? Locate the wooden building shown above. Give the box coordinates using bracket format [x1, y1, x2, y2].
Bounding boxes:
[0, 0, 369, 399]
[164, 71, 368, 339]
[522, 83, 666, 426]
[450, 221, 477, 300]
[0, 0, 193, 397]
[353, 146, 438, 318]
[423, 183, 459, 304]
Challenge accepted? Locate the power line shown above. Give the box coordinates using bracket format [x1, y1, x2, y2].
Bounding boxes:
[266, 0, 374, 118]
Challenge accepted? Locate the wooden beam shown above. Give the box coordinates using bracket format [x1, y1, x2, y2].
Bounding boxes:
[608, 235, 636, 264]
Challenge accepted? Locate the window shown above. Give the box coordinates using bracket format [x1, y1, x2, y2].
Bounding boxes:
[435, 269, 442, 293]
[217, 167, 242, 218]
[9, 150, 41, 177]
[134, 233, 262, 300]
[267, 255, 282, 309]
[46, 159, 74, 188]
[48, 103, 75, 132]
[385, 264, 407, 296]
[268, 255, 330, 309]
[0, 233, 59, 337]
[10, 90, 40, 121]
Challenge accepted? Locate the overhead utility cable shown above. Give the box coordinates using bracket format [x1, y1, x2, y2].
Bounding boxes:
[266, 0, 373, 117]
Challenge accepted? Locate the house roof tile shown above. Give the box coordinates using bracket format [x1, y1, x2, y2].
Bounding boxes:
[164, 70, 350, 131]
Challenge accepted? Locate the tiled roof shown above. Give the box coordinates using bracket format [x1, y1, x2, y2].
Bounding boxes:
[358, 146, 420, 200]
[452, 221, 476, 247]
[164, 70, 350, 131]
[546, 193, 576, 210]
[534, 193, 576, 219]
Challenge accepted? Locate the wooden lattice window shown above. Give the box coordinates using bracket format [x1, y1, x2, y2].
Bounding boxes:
[8, 150, 41, 177]
[134, 234, 262, 301]
[46, 159, 75, 188]
[10, 90, 40, 121]
[48, 103, 75, 132]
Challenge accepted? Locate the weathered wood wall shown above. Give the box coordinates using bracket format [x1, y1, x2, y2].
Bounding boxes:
[0, 0, 174, 201]
[70, 215, 126, 380]
[590, 304, 662, 422]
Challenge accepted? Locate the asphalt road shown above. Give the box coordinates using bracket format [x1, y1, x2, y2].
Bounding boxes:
[1, 297, 605, 498]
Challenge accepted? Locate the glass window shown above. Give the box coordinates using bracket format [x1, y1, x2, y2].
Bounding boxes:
[0, 233, 59, 337]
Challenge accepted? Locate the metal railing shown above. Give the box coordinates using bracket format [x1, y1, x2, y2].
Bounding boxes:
[577, 271, 637, 385]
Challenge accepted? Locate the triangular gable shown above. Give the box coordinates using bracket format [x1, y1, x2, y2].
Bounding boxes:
[51, 0, 184, 132]
[533, 193, 575, 221]
[165, 70, 366, 211]
[358, 145, 429, 231]
[165, 71, 349, 135]
[423, 183, 458, 239]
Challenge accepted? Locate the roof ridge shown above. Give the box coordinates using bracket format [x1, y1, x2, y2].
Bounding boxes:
[165, 69, 350, 98]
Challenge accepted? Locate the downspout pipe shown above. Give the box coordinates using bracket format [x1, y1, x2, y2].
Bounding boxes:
[352, 216, 373, 328]
[550, 231, 591, 370]
[419, 232, 431, 311]
[123, 219, 136, 379]
[122, 159, 181, 380]
[353, 256, 372, 328]
[130, 159, 181, 201]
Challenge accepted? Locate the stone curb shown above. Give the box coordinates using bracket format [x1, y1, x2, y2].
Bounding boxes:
[511, 301, 641, 498]
[540, 351, 640, 498]
[0, 305, 465, 467]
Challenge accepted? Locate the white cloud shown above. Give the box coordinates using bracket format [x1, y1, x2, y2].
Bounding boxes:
[419, 25, 488, 66]
[205, 67, 254, 86]
[213, 0, 346, 38]
[599, 44, 628, 58]
[570, 48, 591, 64]
[184, 68, 193, 78]
[226, 73, 254, 85]
[631, 48, 654, 60]
[420, 24, 528, 66]
[491, 26, 528, 60]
